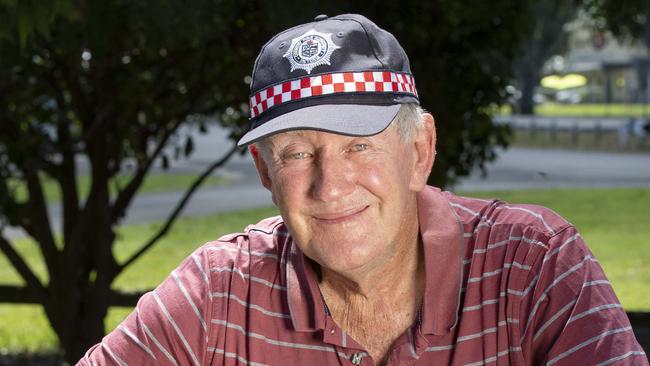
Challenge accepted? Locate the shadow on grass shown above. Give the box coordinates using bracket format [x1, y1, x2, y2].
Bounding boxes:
[629, 312, 650, 355]
[2, 313, 649, 365]
[0, 352, 65, 366]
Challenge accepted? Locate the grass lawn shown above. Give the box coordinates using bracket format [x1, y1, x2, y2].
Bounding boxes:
[8, 172, 228, 204]
[499, 103, 650, 117]
[0, 188, 648, 353]
[535, 103, 650, 117]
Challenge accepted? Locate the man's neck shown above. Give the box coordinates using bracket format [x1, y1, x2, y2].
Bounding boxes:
[318, 236, 423, 300]
[317, 233, 425, 364]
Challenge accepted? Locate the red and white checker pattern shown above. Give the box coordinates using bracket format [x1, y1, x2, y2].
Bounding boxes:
[249, 71, 417, 118]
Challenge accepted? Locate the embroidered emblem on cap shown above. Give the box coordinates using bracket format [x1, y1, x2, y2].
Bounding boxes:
[283, 29, 340, 74]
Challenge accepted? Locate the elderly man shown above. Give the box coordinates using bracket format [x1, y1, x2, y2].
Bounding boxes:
[78, 14, 647, 366]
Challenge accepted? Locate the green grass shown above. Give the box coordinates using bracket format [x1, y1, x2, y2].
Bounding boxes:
[0, 188, 648, 352]
[536, 103, 650, 117]
[499, 103, 650, 117]
[8, 172, 228, 204]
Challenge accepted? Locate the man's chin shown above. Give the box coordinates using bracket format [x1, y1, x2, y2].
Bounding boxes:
[310, 240, 382, 269]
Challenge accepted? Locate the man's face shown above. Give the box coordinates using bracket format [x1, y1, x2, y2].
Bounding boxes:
[252, 115, 435, 276]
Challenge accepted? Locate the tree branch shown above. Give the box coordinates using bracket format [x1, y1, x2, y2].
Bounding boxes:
[109, 118, 185, 224]
[0, 175, 27, 228]
[109, 288, 150, 307]
[118, 144, 238, 271]
[22, 169, 60, 272]
[0, 235, 47, 301]
[0, 285, 148, 307]
[0, 285, 40, 304]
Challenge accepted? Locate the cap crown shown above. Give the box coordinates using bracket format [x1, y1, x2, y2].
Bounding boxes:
[251, 14, 413, 96]
[238, 14, 418, 147]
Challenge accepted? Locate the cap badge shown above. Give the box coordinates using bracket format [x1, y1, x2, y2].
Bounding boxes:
[283, 29, 340, 74]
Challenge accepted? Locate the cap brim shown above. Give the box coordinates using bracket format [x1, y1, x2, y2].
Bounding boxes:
[237, 104, 401, 147]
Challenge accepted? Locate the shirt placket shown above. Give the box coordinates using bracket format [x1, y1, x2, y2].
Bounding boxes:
[321, 315, 373, 365]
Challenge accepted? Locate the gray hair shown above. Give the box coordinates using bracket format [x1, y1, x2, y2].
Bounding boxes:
[255, 102, 425, 157]
[392, 102, 425, 142]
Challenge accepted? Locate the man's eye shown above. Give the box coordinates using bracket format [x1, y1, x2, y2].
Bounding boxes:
[289, 152, 310, 160]
[351, 143, 368, 152]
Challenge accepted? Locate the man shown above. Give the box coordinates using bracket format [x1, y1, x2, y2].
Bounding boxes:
[78, 14, 647, 365]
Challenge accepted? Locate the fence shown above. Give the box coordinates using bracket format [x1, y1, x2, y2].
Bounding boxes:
[494, 115, 649, 148]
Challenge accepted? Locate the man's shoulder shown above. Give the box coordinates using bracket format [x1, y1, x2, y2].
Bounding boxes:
[213, 214, 288, 244]
[198, 215, 290, 268]
[443, 190, 572, 239]
[443, 190, 581, 276]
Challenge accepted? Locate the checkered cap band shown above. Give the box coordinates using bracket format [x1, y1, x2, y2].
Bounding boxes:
[249, 70, 417, 119]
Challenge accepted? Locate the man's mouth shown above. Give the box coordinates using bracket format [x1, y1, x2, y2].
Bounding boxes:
[313, 205, 370, 223]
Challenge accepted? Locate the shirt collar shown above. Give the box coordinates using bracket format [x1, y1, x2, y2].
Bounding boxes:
[284, 239, 327, 332]
[284, 185, 464, 335]
[417, 186, 464, 335]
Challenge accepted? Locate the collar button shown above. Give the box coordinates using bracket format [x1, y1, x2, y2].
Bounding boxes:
[350, 353, 363, 365]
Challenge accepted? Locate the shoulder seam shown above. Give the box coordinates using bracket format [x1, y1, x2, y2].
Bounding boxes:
[548, 223, 576, 240]
[215, 218, 286, 242]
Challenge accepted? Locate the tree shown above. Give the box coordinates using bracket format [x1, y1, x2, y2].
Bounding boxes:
[513, 0, 580, 114]
[0, 0, 268, 362]
[586, 0, 649, 46]
[1, 0, 531, 363]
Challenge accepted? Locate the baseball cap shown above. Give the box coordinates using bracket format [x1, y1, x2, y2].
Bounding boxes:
[237, 14, 419, 147]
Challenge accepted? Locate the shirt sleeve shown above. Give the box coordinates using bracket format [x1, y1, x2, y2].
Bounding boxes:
[519, 225, 648, 366]
[76, 244, 214, 366]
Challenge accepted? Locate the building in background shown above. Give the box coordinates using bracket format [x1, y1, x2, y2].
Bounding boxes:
[541, 21, 649, 105]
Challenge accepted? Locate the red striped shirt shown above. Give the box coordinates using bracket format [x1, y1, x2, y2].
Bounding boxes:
[78, 186, 647, 365]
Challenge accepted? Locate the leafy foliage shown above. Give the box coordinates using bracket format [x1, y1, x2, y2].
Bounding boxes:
[585, 0, 649, 42]
[0, 0, 268, 361]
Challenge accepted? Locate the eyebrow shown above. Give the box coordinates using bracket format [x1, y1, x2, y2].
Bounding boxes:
[268, 131, 310, 146]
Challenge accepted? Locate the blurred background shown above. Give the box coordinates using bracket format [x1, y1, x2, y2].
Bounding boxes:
[0, 0, 648, 365]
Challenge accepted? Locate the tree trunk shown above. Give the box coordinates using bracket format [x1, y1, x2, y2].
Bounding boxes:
[45, 263, 114, 364]
[58, 300, 108, 364]
[49, 136, 118, 364]
[518, 68, 538, 115]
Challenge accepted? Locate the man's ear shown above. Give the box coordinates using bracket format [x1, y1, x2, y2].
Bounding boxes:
[249, 144, 273, 190]
[409, 113, 436, 191]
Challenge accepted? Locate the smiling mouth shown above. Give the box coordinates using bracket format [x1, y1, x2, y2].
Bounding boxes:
[313, 205, 369, 223]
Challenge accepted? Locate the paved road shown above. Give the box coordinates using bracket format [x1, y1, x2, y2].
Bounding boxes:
[3, 125, 649, 239]
[456, 147, 650, 191]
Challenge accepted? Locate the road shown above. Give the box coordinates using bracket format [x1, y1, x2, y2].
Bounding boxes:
[2, 125, 649, 239]
[456, 147, 650, 191]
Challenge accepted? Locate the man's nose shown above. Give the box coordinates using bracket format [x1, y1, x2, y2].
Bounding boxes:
[311, 154, 355, 202]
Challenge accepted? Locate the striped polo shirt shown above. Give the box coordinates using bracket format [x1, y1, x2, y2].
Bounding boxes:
[78, 186, 647, 365]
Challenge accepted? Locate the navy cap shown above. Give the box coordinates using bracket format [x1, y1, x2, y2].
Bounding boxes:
[238, 14, 419, 146]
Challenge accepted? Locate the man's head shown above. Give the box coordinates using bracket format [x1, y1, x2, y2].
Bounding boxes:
[242, 14, 437, 277]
